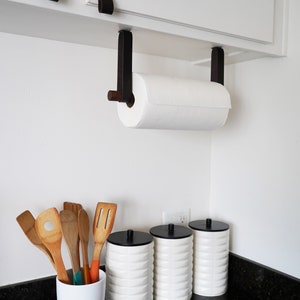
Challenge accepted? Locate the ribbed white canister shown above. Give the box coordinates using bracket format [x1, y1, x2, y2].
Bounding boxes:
[105, 230, 154, 300]
[189, 219, 229, 297]
[150, 224, 193, 300]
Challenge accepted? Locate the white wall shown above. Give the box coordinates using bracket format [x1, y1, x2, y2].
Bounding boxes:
[0, 32, 211, 285]
[211, 0, 300, 279]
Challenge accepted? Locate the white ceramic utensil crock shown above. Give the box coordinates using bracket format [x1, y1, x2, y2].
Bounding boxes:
[56, 269, 106, 300]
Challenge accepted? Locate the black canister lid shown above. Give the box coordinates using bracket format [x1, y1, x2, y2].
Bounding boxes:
[150, 223, 193, 239]
[189, 218, 229, 232]
[107, 229, 153, 246]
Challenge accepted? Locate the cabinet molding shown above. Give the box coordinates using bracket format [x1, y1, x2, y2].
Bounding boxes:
[2, 0, 289, 64]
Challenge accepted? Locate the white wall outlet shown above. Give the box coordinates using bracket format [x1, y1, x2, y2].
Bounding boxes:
[162, 208, 190, 226]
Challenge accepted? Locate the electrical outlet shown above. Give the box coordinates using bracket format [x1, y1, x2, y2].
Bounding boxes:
[162, 209, 190, 226]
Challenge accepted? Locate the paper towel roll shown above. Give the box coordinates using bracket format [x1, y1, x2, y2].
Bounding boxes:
[117, 73, 231, 130]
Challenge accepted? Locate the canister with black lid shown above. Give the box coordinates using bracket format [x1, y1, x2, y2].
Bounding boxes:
[105, 229, 154, 300]
[189, 218, 229, 297]
[150, 224, 193, 300]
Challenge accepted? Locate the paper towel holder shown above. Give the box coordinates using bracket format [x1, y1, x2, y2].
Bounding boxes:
[107, 30, 225, 107]
[108, 30, 135, 107]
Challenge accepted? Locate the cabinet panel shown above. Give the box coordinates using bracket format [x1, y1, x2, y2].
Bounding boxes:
[3, 0, 288, 64]
[110, 0, 275, 43]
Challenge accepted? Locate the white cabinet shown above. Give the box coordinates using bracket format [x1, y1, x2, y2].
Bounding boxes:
[1, 0, 289, 64]
[103, 0, 275, 43]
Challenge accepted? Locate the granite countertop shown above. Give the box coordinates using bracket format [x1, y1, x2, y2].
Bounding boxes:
[1, 253, 300, 300]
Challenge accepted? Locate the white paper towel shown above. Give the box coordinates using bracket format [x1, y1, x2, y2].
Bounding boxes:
[117, 73, 231, 130]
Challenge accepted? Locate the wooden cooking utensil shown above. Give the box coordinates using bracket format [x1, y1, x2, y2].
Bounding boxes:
[63, 202, 82, 213]
[60, 210, 83, 285]
[16, 210, 56, 269]
[35, 208, 69, 284]
[63, 201, 82, 267]
[78, 209, 91, 284]
[90, 202, 117, 283]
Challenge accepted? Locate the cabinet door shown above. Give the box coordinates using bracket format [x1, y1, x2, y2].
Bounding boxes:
[10, 0, 276, 43]
[112, 0, 275, 43]
[6, 0, 286, 62]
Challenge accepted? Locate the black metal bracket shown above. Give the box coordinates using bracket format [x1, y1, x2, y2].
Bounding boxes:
[210, 47, 224, 85]
[98, 0, 114, 15]
[108, 30, 135, 107]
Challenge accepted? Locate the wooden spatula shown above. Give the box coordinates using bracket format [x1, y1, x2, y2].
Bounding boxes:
[63, 202, 82, 213]
[35, 208, 69, 284]
[78, 209, 91, 284]
[90, 202, 117, 283]
[63, 201, 82, 268]
[60, 210, 83, 285]
[16, 210, 56, 269]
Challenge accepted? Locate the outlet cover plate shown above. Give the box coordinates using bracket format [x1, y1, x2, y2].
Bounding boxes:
[162, 209, 190, 226]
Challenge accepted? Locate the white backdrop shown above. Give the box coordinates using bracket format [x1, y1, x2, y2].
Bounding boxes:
[0, 32, 211, 285]
[211, 0, 300, 279]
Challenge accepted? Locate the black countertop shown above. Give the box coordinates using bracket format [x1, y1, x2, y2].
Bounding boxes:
[1, 253, 300, 300]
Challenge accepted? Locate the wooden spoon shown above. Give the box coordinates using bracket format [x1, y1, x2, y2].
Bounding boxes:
[60, 210, 83, 285]
[90, 202, 117, 283]
[78, 209, 91, 284]
[16, 210, 56, 269]
[35, 208, 69, 284]
[63, 201, 82, 267]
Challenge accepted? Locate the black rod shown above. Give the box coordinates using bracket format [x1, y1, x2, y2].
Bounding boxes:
[108, 30, 134, 107]
[210, 47, 224, 85]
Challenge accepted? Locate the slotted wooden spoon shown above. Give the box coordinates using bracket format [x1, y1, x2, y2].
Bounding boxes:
[90, 202, 117, 283]
[78, 209, 91, 284]
[60, 210, 83, 285]
[35, 208, 69, 284]
[16, 210, 56, 269]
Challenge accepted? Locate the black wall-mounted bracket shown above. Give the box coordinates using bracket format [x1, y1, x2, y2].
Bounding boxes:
[108, 30, 135, 107]
[98, 0, 114, 15]
[210, 47, 224, 85]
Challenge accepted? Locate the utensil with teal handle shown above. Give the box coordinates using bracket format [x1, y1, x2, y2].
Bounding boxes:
[63, 201, 82, 268]
[78, 209, 91, 284]
[60, 210, 83, 285]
